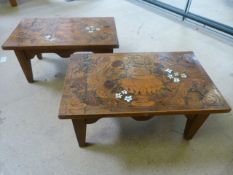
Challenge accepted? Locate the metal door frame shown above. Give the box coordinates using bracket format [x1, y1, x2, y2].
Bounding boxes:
[141, 0, 233, 36]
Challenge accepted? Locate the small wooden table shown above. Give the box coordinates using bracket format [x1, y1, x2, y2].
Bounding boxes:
[58, 52, 231, 147]
[2, 17, 119, 82]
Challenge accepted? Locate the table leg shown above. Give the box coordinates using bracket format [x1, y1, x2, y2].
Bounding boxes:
[37, 53, 43, 60]
[14, 50, 33, 83]
[72, 119, 86, 147]
[9, 0, 17, 6]
[184, 114, 209, 140]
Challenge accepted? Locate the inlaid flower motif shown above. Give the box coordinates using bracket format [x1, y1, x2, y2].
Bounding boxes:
[180, 73, 187, 78]
[164, 68, 188, 83]
[121, 90, 128, 94]
[167, 74, 173, 79]
[115, 93, 122, 99]
[165, 68, 173, 74]
[44, 34, 56, 41]
[85, 26, 101, 33]
[173, 78, 180, 83]
[45, 34, 52, 39]
[124, 95, 133, 102]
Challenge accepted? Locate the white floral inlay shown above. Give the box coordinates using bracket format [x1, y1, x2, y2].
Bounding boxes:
[121, 90, 128, 95]
[124, 95, 133, 103]
[173, 78, 180, 83]
[45, 34, 56, 42]
[115, 90, 133, 103]
[85, 26, 101, 33]
[165, 68, 173, 74]
[180, 73, 187, 79]
[164, 68, 188, 83]
[167, 74, 173, 79]
[115, 93, 123, 99]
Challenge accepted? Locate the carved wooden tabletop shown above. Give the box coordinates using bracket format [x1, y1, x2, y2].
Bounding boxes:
[2, 17, 119, 50]
[2, 17, 119, 83]
[59, 52, 230, 118]
[58, 51, 231, 147]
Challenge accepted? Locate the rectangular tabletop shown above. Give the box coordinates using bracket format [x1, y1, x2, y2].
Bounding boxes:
[2, 17, 119, 50]
[59, 52, 231, 119]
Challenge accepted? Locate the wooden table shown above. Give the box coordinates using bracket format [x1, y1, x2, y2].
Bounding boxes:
[2, 17, 119, 82]
[58, 52, 231, 147]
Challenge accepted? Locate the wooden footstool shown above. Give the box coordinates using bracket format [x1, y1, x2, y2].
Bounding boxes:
[2, 17, 119, 82]
[58, 52, 231, 147]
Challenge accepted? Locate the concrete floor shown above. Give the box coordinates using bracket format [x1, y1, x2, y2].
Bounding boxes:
[0, 0, 233, 174]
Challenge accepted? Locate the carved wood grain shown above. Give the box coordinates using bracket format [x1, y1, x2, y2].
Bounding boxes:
[58, 52, 231, 147]
[2, 18, 119, 82]
[59, 52, 231, 118]
[2, 17, 119, 50]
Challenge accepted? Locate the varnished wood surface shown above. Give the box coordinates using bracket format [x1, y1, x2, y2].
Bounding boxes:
[72, 119, 86, 147]
[59, 52, 231, 119]
[14, 50, 33, 82]
[1, 17, 118, 82]
[2, 17, 119, 50]
[184, 114, 209, 139]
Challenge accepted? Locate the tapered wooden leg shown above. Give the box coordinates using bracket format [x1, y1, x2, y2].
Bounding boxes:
[184, 114, 209, 140]
[37, 53, 43, 60]
[14, 50, 33, 83]
[72, 119, 86, 147]
[9, 0, 17, 6]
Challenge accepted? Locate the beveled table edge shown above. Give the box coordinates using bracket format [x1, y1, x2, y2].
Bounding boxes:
[2, 44, 120, 50]
[58, 107, 231, 119]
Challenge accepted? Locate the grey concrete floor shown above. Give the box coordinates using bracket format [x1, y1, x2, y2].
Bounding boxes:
[0, 0, 233, 175]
